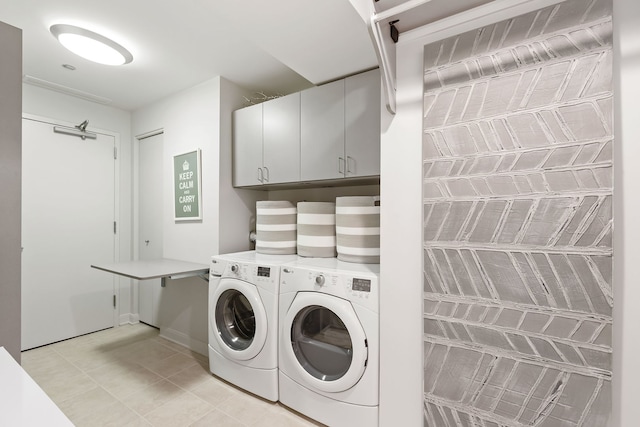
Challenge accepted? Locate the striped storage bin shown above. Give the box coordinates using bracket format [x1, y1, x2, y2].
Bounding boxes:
[336, 196, 380, 264]
[256, 201, 297, 255]
[297, 202, 337, 258]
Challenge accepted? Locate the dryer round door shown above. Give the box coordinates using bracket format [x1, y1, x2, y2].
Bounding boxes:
[282, 292, 368, 393]
[210, 279, 267, 361]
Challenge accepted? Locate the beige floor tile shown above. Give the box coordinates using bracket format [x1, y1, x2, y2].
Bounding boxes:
[87, 359, 164, 399]
[97, 324, 158, 342]
[123, 379, 186, 416]
[144, 352, 199, 378]
[112, 339, 179, 366]
[166, 362, 217, 391]
[22, 349, 82, 382]
[189, 408, 245, 427]
[80, 325, 159, 361]
[20, 345, 58, 369]
[50, 333, 103, 358]
[143, 393, 213, 427]
[71, 398, 147, 427]
[37, 371, 100, 404]
[190, 376, 240, 407]
[56, 343, 123, 372]
[57, 386, 120, 422]
[216, 392, 274, 426]
[20, 324, 319, 426]
[150, 336, 192, 353]
[151, 336, 208, 361]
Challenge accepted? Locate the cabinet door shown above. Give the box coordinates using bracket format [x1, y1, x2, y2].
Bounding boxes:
[233, 103, 264, 187]
[263, 92, 300, 184]
[345, 69, 381, 178]
[301, 79, 345, 181]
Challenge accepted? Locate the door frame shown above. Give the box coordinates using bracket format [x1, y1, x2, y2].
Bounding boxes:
[22, 113, 121, 330]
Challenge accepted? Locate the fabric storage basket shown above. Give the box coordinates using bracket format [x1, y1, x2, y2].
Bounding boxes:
[256, 201, 297, 255]
[297, 202, 336, 258]
[336, 196, 380, 264]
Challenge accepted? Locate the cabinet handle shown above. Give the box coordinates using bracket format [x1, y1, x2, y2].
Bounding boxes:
[263, 166, 270, 182]
[257, 168, 264, 183]
[347, 156, 354, 175]
[338, 157, 345, 174]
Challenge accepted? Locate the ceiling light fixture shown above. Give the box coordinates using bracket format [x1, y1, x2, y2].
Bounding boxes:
[50, 24, 133, 66]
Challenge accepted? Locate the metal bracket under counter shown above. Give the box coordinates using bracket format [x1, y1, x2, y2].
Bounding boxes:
[91, 258, 209, 287]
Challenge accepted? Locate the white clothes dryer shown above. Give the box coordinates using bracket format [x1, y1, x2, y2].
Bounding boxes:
[208, 250, 298, 401]
[278, 258, 380, 426]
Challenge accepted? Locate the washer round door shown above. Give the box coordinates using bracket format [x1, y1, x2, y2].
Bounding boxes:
[210, 279, 267, 361]
[282, 292, 368, 393]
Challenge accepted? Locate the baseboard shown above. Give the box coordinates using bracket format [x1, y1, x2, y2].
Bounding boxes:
[159, 327, 208, 356]
[119, 313, 140, 326]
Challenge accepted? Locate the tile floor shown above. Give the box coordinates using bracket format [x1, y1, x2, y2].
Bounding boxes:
[21, 323, 323, 427]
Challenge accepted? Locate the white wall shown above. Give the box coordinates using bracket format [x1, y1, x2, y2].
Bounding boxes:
[21, 84, 134, 327]
[132, 79, 221, 264]
[378, 30, 424, 427]
[612, 0, 640, 426]
[218, 78, 267, 254]
[0, 21, 22, 362]
[267, 184, 380, 204]
[132, 77, 263, 353]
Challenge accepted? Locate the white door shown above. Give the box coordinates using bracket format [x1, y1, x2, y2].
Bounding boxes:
[138, 132, 164, 327]
[21, 118, 116, 350]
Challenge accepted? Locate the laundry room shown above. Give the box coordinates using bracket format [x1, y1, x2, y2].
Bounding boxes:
[1, 0, 640, 426]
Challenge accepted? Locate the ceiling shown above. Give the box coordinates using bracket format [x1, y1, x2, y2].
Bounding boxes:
[373, 0, 494, 33]
[0, 0, 378, 111]
[0, 0, 496, 112]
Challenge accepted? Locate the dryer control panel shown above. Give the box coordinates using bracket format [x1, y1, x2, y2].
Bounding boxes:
[280, 263, 379, 312]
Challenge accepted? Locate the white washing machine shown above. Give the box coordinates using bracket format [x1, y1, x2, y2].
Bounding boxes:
[278, 257, 380, 426]
[208, 250, 298, 401]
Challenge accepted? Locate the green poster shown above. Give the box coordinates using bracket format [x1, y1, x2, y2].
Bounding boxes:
[173, 149, 201, 220]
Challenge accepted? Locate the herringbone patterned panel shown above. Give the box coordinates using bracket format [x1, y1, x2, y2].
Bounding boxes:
[422, 0, 613, 425]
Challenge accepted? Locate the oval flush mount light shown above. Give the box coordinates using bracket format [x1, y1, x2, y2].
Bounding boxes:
[50, 24, 133, 66]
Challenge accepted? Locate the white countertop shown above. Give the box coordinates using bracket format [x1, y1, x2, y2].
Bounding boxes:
[0, 347, 73, 426]
[91, 258, 209, 280]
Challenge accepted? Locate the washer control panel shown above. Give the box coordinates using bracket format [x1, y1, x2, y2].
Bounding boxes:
[210, 258, 279, 288]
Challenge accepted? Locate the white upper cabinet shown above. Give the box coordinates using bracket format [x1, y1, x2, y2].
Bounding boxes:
[300, 79, 345, 181]
[345, 69, 381, 178]
[233, 103, 263, 187]
[232, 69, 380, 188]
[233, 93, 301, 187]
[263, 92, 300, 184]
[301, 68, 381, 182]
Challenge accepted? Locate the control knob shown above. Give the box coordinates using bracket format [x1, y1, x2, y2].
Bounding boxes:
[315, 274, 325, 286]
[230, 264, 239, 273]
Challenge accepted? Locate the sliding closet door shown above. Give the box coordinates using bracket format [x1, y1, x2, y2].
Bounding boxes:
[422, 0, 613, 425]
